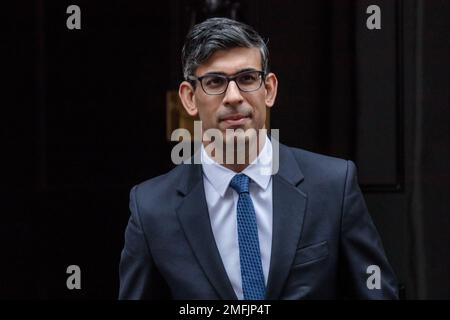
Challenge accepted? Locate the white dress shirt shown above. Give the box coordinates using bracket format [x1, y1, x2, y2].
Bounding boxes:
[201, 136, 273, 300]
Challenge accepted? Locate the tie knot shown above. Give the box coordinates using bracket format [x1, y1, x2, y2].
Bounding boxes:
[230, 174, 250, 194]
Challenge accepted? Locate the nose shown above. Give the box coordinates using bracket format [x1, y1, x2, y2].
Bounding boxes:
[223, 80, 244, 106]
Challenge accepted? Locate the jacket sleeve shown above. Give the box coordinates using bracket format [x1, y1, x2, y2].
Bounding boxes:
[339, 160, 399, 299]
[118, 185, 171, 299]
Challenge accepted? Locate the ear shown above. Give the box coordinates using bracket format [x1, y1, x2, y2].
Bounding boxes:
[178, 81, 198, 116]
[264, 72, 278, 108]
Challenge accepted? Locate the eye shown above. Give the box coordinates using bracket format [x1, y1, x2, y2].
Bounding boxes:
[204, 76, 226, 88]
[238, 72, 258, 84]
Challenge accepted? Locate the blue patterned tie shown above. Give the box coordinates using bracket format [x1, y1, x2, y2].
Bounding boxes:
[230, 174, 266, 300]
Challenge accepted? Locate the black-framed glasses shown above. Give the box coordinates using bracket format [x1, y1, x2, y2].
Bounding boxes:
[188, 70, 265, 95]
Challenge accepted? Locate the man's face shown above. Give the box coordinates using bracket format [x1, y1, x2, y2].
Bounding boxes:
[179, 47, 278, 136]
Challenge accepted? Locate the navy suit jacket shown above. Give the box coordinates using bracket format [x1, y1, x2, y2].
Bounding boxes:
[119, 143, 398, 299]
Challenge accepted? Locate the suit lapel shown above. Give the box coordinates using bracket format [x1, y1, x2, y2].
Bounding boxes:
[266, 144, 307, 299]
[176, 164, 237, 300]
[174, 143, 307, 300]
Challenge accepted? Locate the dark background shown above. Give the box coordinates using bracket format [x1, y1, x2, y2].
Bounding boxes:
[2, 0, 449, 299]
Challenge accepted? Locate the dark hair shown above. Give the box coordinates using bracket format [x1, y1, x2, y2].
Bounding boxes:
[181, 17, 269, 80]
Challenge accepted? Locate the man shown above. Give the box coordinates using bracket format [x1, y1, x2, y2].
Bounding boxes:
[119, 17, 398, 299]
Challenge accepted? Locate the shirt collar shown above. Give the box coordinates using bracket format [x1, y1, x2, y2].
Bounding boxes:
[201, 135, 273, 197]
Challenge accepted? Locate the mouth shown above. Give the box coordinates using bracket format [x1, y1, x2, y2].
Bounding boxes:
[220, 113, 251, 127]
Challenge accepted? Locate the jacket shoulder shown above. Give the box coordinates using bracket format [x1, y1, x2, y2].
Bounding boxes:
[131, 164, 189, 209]
[283, 145, 352, 184]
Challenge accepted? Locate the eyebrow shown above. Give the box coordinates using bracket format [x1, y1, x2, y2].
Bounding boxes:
[202, 68, 258, 77]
